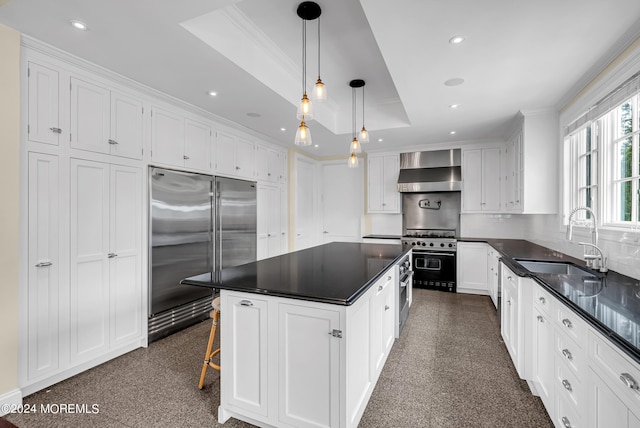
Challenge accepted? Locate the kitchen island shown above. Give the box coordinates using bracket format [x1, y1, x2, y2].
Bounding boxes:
[182, 242, 410, 428]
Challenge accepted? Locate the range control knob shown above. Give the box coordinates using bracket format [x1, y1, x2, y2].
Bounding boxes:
[440, 243, 445, 247]
[449, 243, 453, 248]
[411, 242, 416, 246]
[421, 242, 426, 246]
[429, 242, 434, 247]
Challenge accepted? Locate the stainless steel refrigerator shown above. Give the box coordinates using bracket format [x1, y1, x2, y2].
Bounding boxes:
[148, 167, 256, 342]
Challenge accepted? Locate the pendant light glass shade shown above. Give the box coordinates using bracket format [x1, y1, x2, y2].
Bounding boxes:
[348, 152, 359, 168]
[294, 119, 312, 146]
[296, 92, 314, 120]
[350, 137, 361, 154]
[359, 126, 369, 143]
[314, 78, 327, 101]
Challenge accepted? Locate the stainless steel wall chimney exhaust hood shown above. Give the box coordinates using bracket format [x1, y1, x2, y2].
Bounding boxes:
[397, 149, 461, 192]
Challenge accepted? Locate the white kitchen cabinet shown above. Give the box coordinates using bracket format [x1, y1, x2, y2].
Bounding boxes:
[256, 145, 283, 183]
[500, 263, 532, 379]
[70, 77, 143, 159]
[257, 184, 282, 260]
[221, 294, 269, 418]
[278, 302, 341, 428]
[215, 131, 255, 179]
[487, 246, 500, 308]
[151, 107, 211, 171]
[27, 62, 61, 146]
[504, 110, 558, 214]
[26, 153, 60, 381]
[69, 159, 142, 365]
[461, 147, 502, 212]
[322, 161, 364, 243]
[370, 271, 395, 378]
[457, 242, 489, 294]
[532, 303, 555, 415]
[367, 154, 400, 213]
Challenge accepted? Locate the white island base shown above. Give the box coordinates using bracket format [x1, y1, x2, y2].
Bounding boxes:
[217, 265, 397, 428]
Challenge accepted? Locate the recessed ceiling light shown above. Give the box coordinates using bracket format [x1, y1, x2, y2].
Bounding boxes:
[246, 112, 261, 118]
[280, 127, 286, 132]
[70, 20, 88, 30]
[207, 91, 217, 97]
[450, 131, 456, 135]
[444, 78, 464, 87]
[449, 104, 459, 109]
[449, 35, 465, 44]
[314, 144, 319, 148]
[378, 138, 383, 142]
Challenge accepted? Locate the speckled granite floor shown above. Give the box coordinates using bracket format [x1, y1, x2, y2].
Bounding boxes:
[3, 289, 552, 428]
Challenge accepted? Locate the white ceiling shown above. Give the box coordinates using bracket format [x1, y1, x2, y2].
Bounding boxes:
[2, 0, 640, 157]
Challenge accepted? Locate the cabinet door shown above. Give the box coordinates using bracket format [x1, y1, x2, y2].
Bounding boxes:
[279, 152, 288, 183]
[278, 303, 340, 428]
[457, 242, 488, 293]
[367, 156, 384, 212]
[267, 149, 280, 182]
[371, 276, 395, 377]
[280, 186, 288, 254]
[222, 295, 269, 417]
[236, 138, 255, 179]
[215, 131, 237, 176]
[69, 159, 110, 363]
[70, 77, 110, 154]
[110, 91, 143, 160]
[588, 368, 630, 428]
[532, 305, 554, 412]
[184, 119, 211, 171]
[482, 147, 501, 211]
[151, 107, 184, 167]
[27, 62, 60, 146]
[267, 186, 281, 257]
[255, 145, 269, 181]
[382, 155, 400, 212]
[256, 184, 269, 260]
[322, 162, 363, 243]
[27, 153, 60, 380]
[462, 149, 482, 211]
[109, 165, 142, 346]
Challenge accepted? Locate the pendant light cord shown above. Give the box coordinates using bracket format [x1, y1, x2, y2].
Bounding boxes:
[362, 85, 365, 126]
[302, 19, 306, 94]
[352, 87, 357, 139]
[317, 16, 321, 78]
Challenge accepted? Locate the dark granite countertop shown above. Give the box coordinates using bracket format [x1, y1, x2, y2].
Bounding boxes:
[181, 242, 408, 306]
[460, 238, 640, 364]
[362, 234, 402, 240]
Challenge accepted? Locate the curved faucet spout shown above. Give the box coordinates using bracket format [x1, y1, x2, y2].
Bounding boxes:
[567, 206, 598, 246]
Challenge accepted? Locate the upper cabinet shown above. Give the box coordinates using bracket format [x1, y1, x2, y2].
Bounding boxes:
[27, 62, 61, 146]
[367, 154, 400, 213]
[215, 131, 255, 180]
[461, 147, 502, 212]
[504, 110, 559, 214]
[256, 145, 287, 184]
[150, 107, 212, 172]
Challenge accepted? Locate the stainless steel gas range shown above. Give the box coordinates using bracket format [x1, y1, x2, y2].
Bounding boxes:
[402, 231, 457, 292]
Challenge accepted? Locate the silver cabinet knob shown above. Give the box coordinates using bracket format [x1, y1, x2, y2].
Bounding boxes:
[239, 300, 253, 307]
[620, 373, 640, 390]
[183, 155, 189, 160]
[236, 166, 240, 170]
[108, 139, 118, 145]
[108, 253, 118, 258]
[323, 231, 329, 234]
[35, 261, 53, 267]
[49, 127, 62, 134]
[378, 285, 383, 291]
[539, 297, 546, 304]
[562, 349, 573, 361]
[562, 379, 572, 392]
[537, 315, 545, 323]
[384, 305, 390, 311]
[561, 416, 572, 428]
[562, 319, 573, 329]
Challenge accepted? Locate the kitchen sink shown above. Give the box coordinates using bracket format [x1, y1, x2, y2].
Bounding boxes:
[515, 259, 597, 277]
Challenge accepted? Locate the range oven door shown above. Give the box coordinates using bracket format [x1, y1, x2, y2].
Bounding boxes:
[412, 251, 456, 292]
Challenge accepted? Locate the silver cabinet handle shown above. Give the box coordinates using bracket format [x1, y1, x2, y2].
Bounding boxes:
[108, 253, 117, 258]
[49, 127, 62, 134]
[539, 297, 546, 304]
[35, 261, 52, 267]
[507, 300, 512, 306]
[378, 285, 384, 291]
[239, 300, 253, 307]
[108, 139, 118, 145]
[562, 379, 572, 392]
[561, 416, 572, 428]
[537, 315, 545, 323]
[323, 231, 329, 234]
[183, 155, 190, 160]
[507, 276, 513, 281]
[387, 276, 392, 281]
[620, 373, 640, 390]
[282, 232, 285, 235]
[562, 349, 573, 361]
[235, 166, 240, 170]
[384, 305, 390, 311]
[562, 319, 573, 329]
[267, 173, 271, 176]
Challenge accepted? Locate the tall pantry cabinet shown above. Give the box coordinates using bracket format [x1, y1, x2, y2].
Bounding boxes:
[21, 51, 144, 395]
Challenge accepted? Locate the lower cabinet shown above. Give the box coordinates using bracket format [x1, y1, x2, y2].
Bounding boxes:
[500, 263, 524, 377]
[457, 242, 489, 294]
[487, 247, 500, 308]
[532, 303, 554, 413]
[219, 264, 397, 428]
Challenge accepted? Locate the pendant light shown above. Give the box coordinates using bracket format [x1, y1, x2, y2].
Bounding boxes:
[348, 79, 365, 168]
[294, 118, 312, 146]
[359, 81, 369, 143]
[295, 2, 321, 125]
[313, 16, 327, 101]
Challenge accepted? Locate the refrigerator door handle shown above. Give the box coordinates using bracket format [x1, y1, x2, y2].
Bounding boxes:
[216, 189, 223, 277]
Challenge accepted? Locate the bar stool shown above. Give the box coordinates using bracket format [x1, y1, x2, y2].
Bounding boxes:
[198, 296, 221, 389]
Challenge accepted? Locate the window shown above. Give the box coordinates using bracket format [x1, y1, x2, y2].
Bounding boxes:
[566, 125, 598, 221]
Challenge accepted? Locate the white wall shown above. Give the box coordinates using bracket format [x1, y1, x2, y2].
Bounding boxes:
[460, 214, 537, 239]
[0, 23, 22, 407]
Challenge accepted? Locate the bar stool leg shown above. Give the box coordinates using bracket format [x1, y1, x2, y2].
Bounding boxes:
[198, 308, 220, 389]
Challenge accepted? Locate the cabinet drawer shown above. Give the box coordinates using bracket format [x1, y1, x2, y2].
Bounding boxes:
[589, 330, 640, 412]
[554, 328, 585, 380]
[555, 358, 584, 411]
[555, 389, 581, 428]
[555, 305, 587, 348]
[375, 270, 395, 295]
[533, 285, 554, 315]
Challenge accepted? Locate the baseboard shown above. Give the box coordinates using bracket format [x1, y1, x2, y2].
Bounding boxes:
[457, 288, 490, 296]
[0, 388, 23, 417]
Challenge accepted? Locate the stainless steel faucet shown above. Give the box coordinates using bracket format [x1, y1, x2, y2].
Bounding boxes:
[567, 206, 608, 272]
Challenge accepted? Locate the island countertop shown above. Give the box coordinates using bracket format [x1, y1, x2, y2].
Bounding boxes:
[181, 242, 408, 305]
